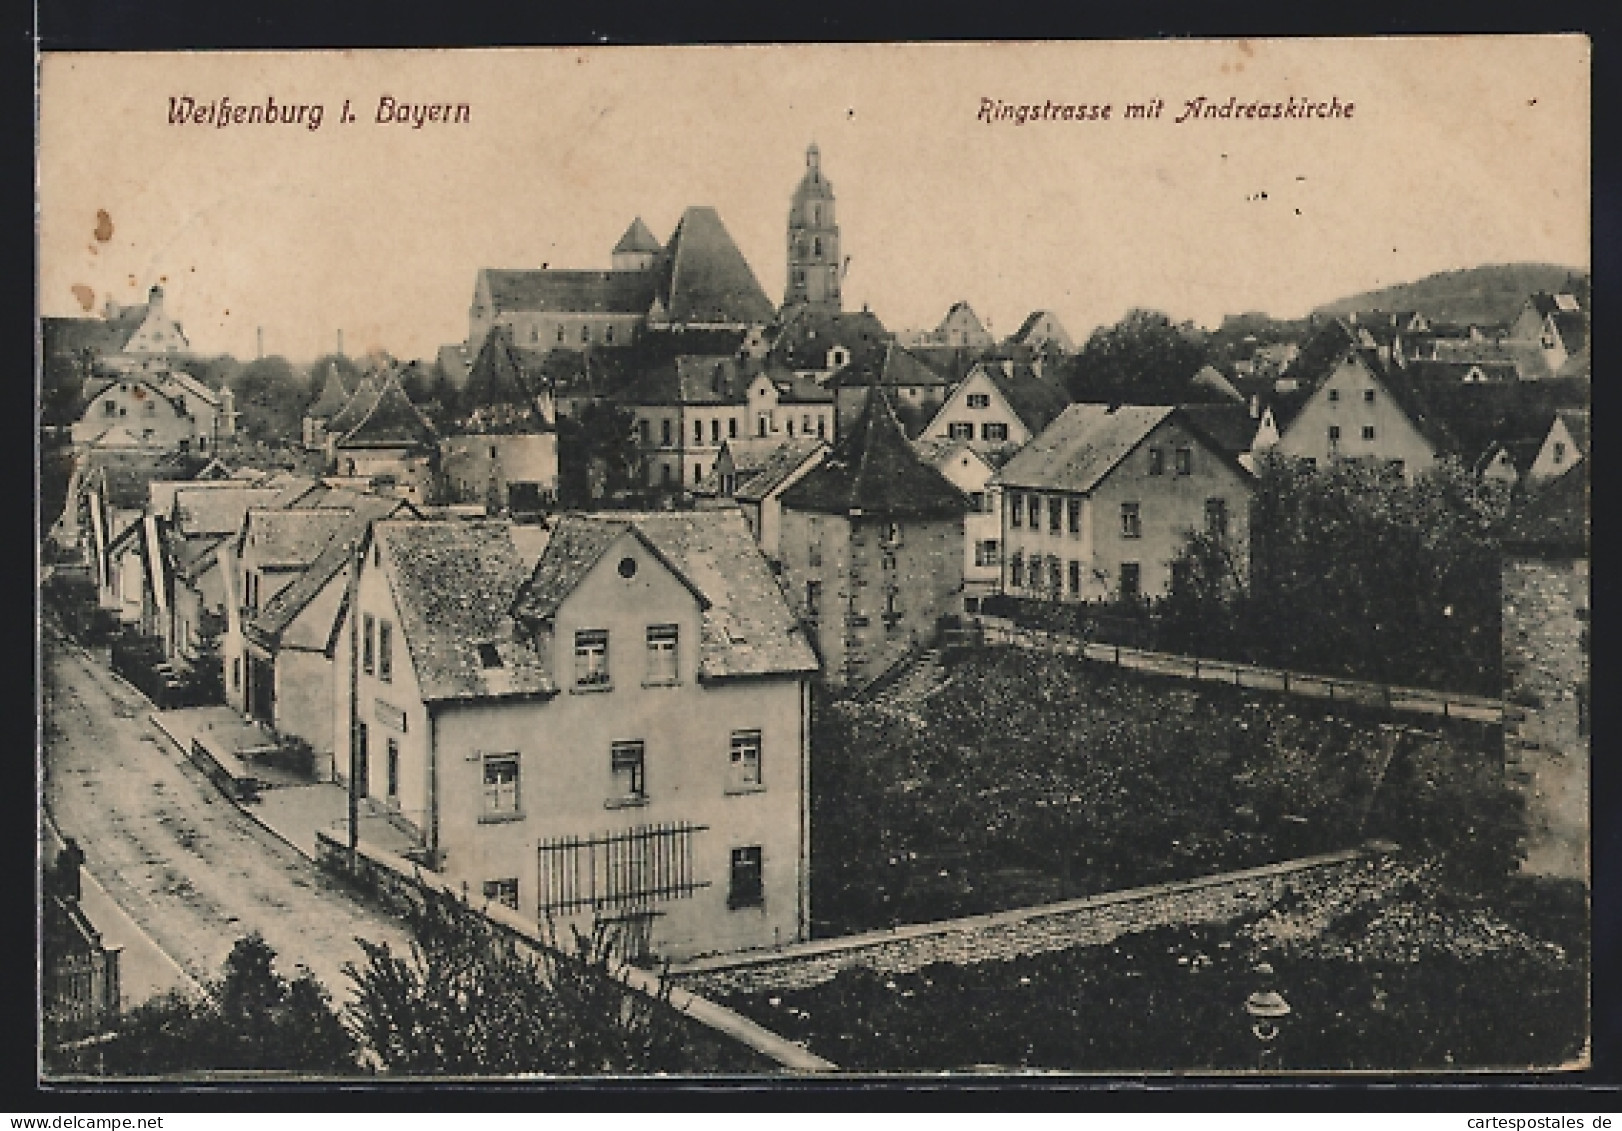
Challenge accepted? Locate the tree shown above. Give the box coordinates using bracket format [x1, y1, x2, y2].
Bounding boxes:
[88, 934, 358, 1075]
[1246, 451, 1508, 694]
[185, 354, 244, 394]
[229, 356, 307, 443]
[343, 885, 689, 1074]
[1062, 309, 1211, 405]
[556, 401, 641, 505]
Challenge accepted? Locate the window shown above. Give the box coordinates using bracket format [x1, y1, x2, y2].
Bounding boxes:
[1009, 551, 1024, 588]
[581, 325, 591, 344]
[817, 417, 827, 439]
[1149, 447, 1165, 476]
[982, 422, 1009, 442]
[806, 579, 822, 618]
[884, 522, 903, 546]
[1068, 559, 1081, 596]
[661, 419, 672, 447]
[1363, 389, 1376, 403]
[646, 624, 678, 684]
[1067, 498, 1081, 535]
[1205, 498, 1228, 537]
[1120, 503, 1142, 539]
[1119, 562, 1141, 602]
[710, 418, 720, 444]
[605, 325, 615, 344]
[1328, 388, 1340, 403]
[694, 463, 704, 484]
[967, 393, 991, 409]
[378, 620, 393, 682]
[1552, 441, 1567, 464]
[556, 325, 566, 344]
[1010, 493, 1024, 528]
[611, 741, 646, 801]
[482, 879, 519, 910]
[574, 629, 609, 688]
[803, 415, 813, 434]
[104, 399, 116, 416]
[1047, 557, 1062, 592]
[948, 422, 975, 441]
[975, 539, 999, 568]
[231, 657, 241, 690]
[1174, 447, 1192, 476]
[1361, 425, 1376, 441]
[482, 753, 520, 816]
[729, 417, 738, 439]
[478, 642, 503, 669]
[638, 419, 650, 445]
[730, 729, 763, 790]
[786, 419, 795, 437]
[694, 419, 704, 444]
[386, 738, 399, 800]
[661, 464, 673, 485]
[362, 613, 376, 675]
[1328, 425, 1342, 442]
[757, 417, 768, 437]
[1048, 497, 1063, 534]
[728, 847, 764, 909]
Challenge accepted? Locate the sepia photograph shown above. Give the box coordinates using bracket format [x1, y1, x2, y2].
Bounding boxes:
[36, 36, 1592, 1081]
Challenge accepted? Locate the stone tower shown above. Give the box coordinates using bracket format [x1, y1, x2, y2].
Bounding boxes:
[784, 142, 842, 314]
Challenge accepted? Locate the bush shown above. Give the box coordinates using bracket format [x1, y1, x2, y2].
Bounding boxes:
[812, 647, 1521, 935]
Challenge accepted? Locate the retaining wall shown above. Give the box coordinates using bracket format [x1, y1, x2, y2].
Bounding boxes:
[671, 844, 1396, 997]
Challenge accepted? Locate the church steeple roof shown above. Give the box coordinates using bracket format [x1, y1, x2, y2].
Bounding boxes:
[791, 141, 835, 203]
[779, 387, 966, 518]
[612, 216, 662, 256]
[306, 363, 352, 420]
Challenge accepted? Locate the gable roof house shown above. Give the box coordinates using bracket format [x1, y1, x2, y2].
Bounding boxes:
[919, 358, 1072, 459]
[1510, 292, 1590, 379]
[1271, 322, 1460, 480]
[332, 511, 817, 961]
[1526, 407, 1589, 486]
[766, 305, 891, 383]
[777, 390, 968, 687]
[330, 371, 441, 505]
[698, 436, 830, 563]
[236, 491, 418, 770]
[1006, 310, 1076, 357]
[995, 404, 1255, 605]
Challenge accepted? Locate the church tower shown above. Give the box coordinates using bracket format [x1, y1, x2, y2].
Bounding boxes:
[784, 142, 842, 313]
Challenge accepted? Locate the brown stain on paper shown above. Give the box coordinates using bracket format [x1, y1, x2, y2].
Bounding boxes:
[93, 209, 114, 242]
[71, 284, 95, 311]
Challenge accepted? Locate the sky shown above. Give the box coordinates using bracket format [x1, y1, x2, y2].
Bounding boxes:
[39, 37, 1589, 364]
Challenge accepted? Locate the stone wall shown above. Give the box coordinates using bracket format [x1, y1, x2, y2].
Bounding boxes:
[672, 845, 1392, 997]
[1502, 554, 1589, 880]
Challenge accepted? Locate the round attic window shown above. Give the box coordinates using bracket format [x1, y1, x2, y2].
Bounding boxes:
[618, 556, 638, 579]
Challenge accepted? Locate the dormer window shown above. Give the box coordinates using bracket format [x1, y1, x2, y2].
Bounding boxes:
[478, 642, 503, 669]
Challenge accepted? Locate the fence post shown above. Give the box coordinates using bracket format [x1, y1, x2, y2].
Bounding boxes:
[1114, 644, 1121, 666]
[1194, 658, 1200, 679]
[1443, 700, 1449, 720]
[1282, 671, 1290, 693]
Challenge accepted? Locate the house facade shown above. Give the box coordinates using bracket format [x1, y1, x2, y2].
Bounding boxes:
[72, 368, 224, 453]
[919, 359, 1071, 457]
[996, 405, 1253, 604]
[1525, 408, 1588, 486]
[1272, 346, 1443, 480]
[778, 391, 967, 687]
[914, 438, 1001, 608]
[332, 512, 818, 961]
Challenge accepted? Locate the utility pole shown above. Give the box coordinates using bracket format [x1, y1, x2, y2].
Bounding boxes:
[346, 531, 363, 867]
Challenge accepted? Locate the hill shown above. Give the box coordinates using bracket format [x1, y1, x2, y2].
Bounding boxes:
[1312, 263, 1588, 327]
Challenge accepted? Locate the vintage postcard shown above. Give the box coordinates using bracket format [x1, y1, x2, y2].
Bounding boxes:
[37, 37, 1591, 1081]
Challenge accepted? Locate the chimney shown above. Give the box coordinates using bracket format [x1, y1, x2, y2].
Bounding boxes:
[257, 327, 264, 359]
[148, 284, 165, 316]
[337, 329, 345, 357]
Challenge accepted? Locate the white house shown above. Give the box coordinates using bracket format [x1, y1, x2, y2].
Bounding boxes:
[332, 510, 820, 962]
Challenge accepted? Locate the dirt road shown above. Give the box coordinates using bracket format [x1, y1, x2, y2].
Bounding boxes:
[41, 627, 413, 1006]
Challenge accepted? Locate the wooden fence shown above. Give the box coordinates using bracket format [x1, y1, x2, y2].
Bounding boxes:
[961, 619, 1503, 724]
